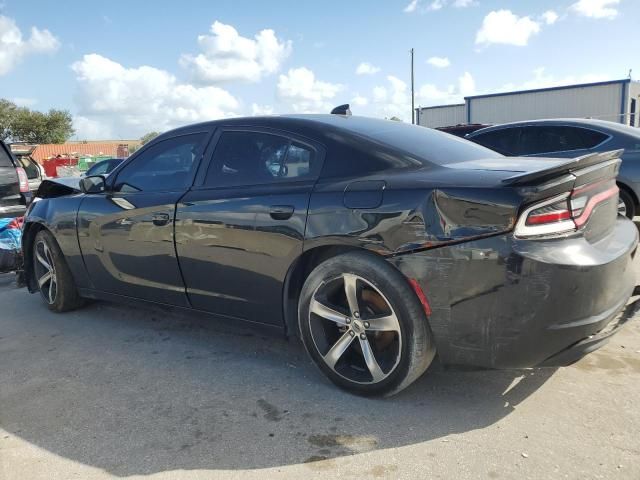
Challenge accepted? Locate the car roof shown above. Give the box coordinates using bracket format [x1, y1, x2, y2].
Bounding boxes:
[468, 118, 640, 138]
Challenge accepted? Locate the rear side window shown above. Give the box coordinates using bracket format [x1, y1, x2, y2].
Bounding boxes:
[579, 128, 609, 148]
[470, 128, 521, 155]
[16, 156, 39, 179]
[115, 133, 207, 193]
[517, 126, 608, 155]
[204, 131, 318, 187]
[0, 144, 14, 168]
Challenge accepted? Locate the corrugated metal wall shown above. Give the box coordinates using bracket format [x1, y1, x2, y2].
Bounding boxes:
[628, 82, 640, 127]
[468, 83, 625, 125]
[417, 104, 465, 127]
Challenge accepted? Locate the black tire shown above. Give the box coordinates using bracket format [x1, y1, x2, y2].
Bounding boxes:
[298, 251, 436, 397]
[32, 229, 84, 312]
[619, 188, 635, 219]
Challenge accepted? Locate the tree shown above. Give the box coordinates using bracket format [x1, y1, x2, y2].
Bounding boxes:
[140, 131, 161, 145]
[129, 131, 161, 153]
[11, 108, 74, 144]
[0, 99, 17, 142]
[0, 98, 74, 144]
[388, 116, 403, 122]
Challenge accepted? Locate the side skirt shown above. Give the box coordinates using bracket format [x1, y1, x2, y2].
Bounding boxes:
[77, 288, 286, 338]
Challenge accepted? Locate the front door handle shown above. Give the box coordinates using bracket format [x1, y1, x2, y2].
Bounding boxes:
[151, 212, 170, 226]
[269, 205, 294, 220]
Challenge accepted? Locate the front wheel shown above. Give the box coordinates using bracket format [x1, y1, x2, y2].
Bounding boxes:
[298, 251, 436, 397]
[32, 230, 84, 312]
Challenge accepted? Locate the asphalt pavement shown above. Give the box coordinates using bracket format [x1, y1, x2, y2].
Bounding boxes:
[1, 259, 639, 479]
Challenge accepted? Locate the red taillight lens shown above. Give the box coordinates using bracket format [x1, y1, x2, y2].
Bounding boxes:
[515, 180, 619, 238]
[570, 182, 619, 228]
[525, 202, 572, 225]
[16, 167, 29, 193]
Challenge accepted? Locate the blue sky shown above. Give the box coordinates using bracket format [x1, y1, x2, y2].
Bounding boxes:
[0, 0, 637, 139]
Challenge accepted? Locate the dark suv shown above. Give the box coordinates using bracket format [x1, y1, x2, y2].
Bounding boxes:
[0, 140, 32, 218]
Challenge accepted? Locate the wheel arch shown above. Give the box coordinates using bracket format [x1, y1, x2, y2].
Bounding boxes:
[22, 221, 50, 293]
[282, 245, 391, 338]
[617, 181, 638, 207]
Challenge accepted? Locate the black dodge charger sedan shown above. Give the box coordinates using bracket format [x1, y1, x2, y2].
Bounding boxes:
[21, 113, 639, 396]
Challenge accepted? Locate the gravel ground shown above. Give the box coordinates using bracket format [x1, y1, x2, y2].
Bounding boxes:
[1, 259, 639, 480]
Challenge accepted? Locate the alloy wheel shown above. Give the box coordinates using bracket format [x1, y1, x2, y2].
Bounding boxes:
[34, 240, 57, 304]
[308, 273, 402, 384]
[618, 198, 627, 217]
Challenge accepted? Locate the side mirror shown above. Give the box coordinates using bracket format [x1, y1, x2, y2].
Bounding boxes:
[80, 175, 107, 194]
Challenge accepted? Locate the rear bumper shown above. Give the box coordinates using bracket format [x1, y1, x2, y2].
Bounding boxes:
[539, 290, 640, 367]
[388, 217, 639, 369]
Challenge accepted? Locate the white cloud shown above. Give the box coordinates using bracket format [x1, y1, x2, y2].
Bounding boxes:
[571, 0, 620, 19]
[351, 94, 369, 107]
[452, 0, 475, 7]
[11, 97, 37, 107]
[499, 67, 610, 92]
[404, 0, 475, 12]
[356, 62, 380, 75]
[370, 75, 411, 120]
[180, 21, 292, 84]
[71, 54, 239, 139]
[404, 0, 418, 12]
[476, 10, 541, 47]
[0, 15, 59, 76]
[542, 10, 559, 25]
[417, 72, 476, 105]
[251, 103, 274, 116]
[427, 56, 451, 68]
[458, 72, 476, 95]
[276, 67, 343, 113]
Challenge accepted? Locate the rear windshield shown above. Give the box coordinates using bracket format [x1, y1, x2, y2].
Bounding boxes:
[0, 144, 14, 168]
[343, 118, 503, 166]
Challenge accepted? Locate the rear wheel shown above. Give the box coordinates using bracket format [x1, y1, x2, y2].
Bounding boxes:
[618, 188, 635, 219]
[32, 230, 84, 312]
[298, 251, 436, 396]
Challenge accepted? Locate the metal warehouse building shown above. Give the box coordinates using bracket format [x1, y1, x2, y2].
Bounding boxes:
[416, 79, 640, 128]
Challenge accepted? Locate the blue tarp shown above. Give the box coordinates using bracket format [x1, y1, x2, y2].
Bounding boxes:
[0, 217, 23, 272]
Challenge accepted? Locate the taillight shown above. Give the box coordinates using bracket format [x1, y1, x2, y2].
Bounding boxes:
[16, 167, 29, 193]
[515, 180, 619, 238]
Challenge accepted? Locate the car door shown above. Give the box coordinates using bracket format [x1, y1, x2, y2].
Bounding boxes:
[77, 131, 212, 306]
[175, 127, 324, 325]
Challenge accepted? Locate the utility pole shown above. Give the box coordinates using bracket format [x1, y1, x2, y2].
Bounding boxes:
[411, 48, 415, 124]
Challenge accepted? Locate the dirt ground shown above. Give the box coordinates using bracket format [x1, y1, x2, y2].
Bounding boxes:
[1, 260, 639, 480]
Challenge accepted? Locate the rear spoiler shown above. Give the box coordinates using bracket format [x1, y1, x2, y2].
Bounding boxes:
[501, 149, 624, 186]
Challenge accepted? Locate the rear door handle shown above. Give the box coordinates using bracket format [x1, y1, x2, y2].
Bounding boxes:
[269, 205, 294, 220]
[151, 212, 170, 226]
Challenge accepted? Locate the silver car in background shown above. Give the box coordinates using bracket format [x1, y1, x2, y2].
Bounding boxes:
[466, 118, 640, 218]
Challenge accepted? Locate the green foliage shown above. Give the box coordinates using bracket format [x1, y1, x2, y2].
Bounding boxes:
[140, 131, 161, 145]
[0, 99, 18, 142]
[0, 98, 75, 144]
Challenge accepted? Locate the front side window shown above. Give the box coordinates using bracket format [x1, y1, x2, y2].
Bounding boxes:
[205, 131, 317, 187]
[114, 133, 207, 193]
[87, 161, 111, 176]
